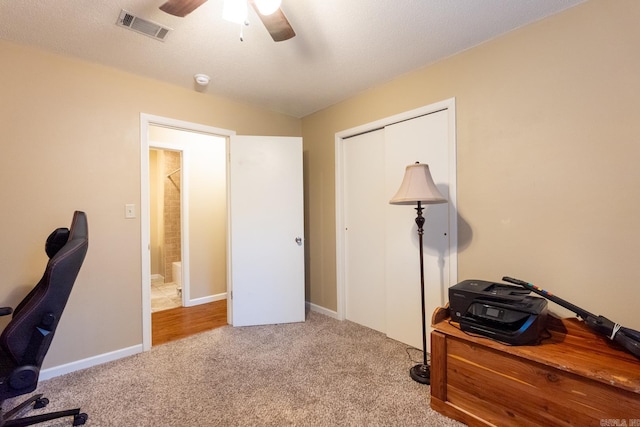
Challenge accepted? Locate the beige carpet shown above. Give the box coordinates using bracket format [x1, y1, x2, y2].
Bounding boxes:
[6, 311, 465, 426]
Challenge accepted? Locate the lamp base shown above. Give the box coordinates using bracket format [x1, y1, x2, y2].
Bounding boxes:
[409, 363, 431, 385]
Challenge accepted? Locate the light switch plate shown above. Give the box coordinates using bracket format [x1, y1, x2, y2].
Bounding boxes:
[125, 204, 136, 219]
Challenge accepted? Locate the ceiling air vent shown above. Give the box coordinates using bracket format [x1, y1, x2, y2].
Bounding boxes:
[116, 10, 171, 41]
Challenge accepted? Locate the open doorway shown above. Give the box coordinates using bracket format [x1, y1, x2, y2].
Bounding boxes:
[141, 114, 306, 350]
[149, 148, 183, 312]
[145, 122, 229, 348]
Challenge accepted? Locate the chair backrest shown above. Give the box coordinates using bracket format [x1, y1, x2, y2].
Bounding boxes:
[0, 211, 88, 367]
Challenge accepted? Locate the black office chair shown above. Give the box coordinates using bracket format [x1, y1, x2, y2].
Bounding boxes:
[0, 211, 89, 426]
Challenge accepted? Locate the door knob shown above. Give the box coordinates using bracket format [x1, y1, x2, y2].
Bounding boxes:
[295, 237, 303, 245]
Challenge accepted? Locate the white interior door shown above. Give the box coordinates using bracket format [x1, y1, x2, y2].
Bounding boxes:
[229, 135, 305, 327]
[344, 129, 386, 333]
[341, 106, 455, 353]
[384, 111, 451, 352]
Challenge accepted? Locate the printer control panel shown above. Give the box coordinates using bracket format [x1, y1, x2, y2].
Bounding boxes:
[483, 305, 504, 320]
[467, 302, 529, 324]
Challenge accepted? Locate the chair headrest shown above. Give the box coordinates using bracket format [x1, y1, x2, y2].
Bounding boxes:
[45, 227, 70, 258]
[68, 211, 88, 241]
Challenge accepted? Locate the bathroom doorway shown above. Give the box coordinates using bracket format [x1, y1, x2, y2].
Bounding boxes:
[141, 114, 304, 351]
[146, 124, 228, 321]
[142, 117, 231, 351]
[149, 148, 184, 312]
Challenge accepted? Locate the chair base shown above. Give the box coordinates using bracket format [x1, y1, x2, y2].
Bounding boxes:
[1, 394, 87, 427]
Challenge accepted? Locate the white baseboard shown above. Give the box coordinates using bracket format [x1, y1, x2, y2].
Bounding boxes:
[40, 297, 326, 381]
[185, 292, 226, 307]
[40, 344, 143, 381]
[307, 302, 341, 320]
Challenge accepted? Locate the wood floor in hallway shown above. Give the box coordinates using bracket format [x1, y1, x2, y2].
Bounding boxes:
[152, 299, 227, 346]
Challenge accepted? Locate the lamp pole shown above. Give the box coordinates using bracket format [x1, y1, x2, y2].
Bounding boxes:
[410, 201, 431, 384]
[388, 162, 447, 385]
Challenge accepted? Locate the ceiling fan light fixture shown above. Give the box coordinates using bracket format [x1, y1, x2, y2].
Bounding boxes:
[254, 0, 281, 16]
[223, 0, 248, 24]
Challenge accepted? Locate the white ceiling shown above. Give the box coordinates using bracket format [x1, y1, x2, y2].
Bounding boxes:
[0, 0, 585, 118]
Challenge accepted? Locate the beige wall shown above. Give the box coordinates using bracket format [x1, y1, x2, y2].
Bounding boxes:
[302, 0, 640, 330]
[0, 40, 300, 369]
[2, 0, 639, 372]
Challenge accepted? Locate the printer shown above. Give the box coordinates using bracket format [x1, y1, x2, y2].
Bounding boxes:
[449, 279, 548, 345]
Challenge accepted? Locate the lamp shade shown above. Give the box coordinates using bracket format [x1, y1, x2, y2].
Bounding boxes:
[389, 163, 447, 205]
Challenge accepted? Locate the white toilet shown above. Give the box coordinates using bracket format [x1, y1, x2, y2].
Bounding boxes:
[172, 261, 182, 295]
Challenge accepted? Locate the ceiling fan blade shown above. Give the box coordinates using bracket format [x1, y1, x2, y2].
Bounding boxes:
[249, 1, 296, 42]
[159, 0, 208, 17]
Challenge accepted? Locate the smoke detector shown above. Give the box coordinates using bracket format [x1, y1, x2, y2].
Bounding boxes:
[194, 74, 210, 86]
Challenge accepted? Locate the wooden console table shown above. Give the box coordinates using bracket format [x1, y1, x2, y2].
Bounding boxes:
[430, 306, 640, 426]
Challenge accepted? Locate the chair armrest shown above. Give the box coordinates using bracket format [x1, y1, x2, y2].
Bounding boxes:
[0, 307, 13, 316]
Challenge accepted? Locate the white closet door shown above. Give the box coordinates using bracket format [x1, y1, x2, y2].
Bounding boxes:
[384, 110, 450, 351]
[343, 129, 386, 333]
[342, 109, 452, 353]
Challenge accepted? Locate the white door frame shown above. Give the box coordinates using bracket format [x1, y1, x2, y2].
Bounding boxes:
[334, 98, 458, 321]
[140, 113, 235, 351]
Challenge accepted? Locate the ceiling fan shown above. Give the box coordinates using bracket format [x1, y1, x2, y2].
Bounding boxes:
[159, 0, 296, 42]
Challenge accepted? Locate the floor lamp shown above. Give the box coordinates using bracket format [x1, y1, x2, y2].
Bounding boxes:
[389, 162, 448, 385]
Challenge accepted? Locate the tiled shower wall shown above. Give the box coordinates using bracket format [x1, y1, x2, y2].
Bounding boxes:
[164, 151, 181, 282]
